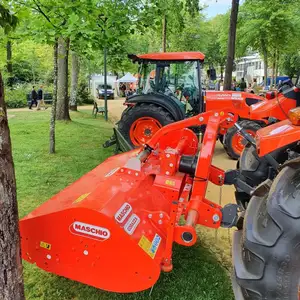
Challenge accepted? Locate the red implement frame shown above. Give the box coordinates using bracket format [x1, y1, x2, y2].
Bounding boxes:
[20, 109, 237, 293]
[145, 110, 237, 271]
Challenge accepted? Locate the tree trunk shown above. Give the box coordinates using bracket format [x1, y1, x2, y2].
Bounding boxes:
[261, 39, 268, 87]
[0, 72, 25, 300]
[162, 15, 167, 52]
[31, 63, 36, 85]
[50, 40, 58, 154]
[70, 51, 79, 111]
[275, 49, 279, 87]
[6, 41, 12, 74]
[224, 0, 240, 90]
[271, 51, 276, 88]
[56, 37, 70, 121]
[6, 40, 13, 87]
[220, 65, 224, 80]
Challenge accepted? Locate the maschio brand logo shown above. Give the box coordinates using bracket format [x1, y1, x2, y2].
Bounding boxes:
[70, 221, 110, 241]
[124, 214, 140, 235]
[115, 202, 132, 223]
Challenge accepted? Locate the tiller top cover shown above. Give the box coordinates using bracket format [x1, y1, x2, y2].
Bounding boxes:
[20, 110, 237, 293]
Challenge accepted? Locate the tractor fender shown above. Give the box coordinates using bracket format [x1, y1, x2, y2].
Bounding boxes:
[126, 93, 185, 121]
[256, 119, 300, 157]
[249, 91, 296, 121]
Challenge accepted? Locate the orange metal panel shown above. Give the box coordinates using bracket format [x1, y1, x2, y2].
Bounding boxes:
[250, 94, 296, 121]
[137, 52, 205, 61]
[256, 119, 300, 157]
[205, 91, 264, 119]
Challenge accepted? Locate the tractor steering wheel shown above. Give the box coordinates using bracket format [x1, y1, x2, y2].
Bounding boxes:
[278, 79, 294, 93]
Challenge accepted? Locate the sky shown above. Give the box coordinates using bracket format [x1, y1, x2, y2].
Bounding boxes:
[202, 0, 233, 18]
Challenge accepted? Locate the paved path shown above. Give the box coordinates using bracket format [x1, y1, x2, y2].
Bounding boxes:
[7, 98, 126, 123]
[94, 99, 126, 122]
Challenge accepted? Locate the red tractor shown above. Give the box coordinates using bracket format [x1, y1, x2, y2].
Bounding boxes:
[231, 105, 300, 299]
[106, 52, 299, 160]
[104, 52, 264, 158]
[206, 80, 299, 158]
[20, 96, 300, 298]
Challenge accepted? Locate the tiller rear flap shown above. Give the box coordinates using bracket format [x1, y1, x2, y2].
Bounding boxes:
[20, 110, 238, 293]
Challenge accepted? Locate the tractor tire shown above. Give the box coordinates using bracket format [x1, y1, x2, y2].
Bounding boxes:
[224, 120, 261, 160]
[219, 134, 224, 145]
[232, 164, 300, 300]
[118, 103, 175, 147]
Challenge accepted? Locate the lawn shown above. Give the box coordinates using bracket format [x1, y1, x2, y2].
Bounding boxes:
[8, 109, 234, 300]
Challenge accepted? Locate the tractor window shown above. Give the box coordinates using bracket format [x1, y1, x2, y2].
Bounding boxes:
[177, 62, 197, 83]
[171, 62, 199, 108]
[163, 62, 199, 91]
[139, 64, 156, 94]
[139, 61, 199, 103]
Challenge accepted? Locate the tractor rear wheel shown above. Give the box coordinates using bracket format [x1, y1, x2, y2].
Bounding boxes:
[232, 164, 300, 300]
[118, 103, 175, 147]
[224, 120, 261, 160]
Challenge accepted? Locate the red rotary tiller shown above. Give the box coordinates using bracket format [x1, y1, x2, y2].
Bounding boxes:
[20, 109, 241, 293]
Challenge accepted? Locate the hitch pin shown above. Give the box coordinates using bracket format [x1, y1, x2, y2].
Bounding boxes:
[137, 148, 151, 162]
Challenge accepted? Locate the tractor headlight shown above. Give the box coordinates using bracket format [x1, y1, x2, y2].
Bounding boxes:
[288, 107, 300, 126]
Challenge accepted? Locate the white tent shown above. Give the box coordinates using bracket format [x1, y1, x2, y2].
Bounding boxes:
[117, 72, 137, 83]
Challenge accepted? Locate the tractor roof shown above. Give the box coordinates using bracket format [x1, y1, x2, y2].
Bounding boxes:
[128, 52, 205, 63]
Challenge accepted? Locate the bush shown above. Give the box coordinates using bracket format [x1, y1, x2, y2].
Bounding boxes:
[5, 85, 29, 108]
[77, 81, 94, 105]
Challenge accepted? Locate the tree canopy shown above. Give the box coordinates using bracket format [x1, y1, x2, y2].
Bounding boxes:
[0, 0, 299, 87]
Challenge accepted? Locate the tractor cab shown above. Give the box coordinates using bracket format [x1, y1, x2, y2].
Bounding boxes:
[128, 52, 205, 116]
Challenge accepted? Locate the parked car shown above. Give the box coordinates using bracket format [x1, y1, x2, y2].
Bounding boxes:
[97, 84, 114, 99]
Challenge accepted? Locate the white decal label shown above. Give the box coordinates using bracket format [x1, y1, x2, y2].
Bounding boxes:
[215, 93, 232, 97]
[105, 167, 120, 178]
[124, 214, 140, 235]
[149, 234, 161, 258]
[70, 221, 110, 241]
[115, 202, 132, 223]
[232, 93, 242, 98]
[183, 183, 192, 191]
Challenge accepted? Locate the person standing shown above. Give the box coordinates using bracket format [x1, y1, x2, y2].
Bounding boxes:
[239, 78, 247, 91]
[252, 78, 259, 94]
[120, 83, 126, 97]
[220, 79, 224, 91]
[232, 79, 237, 91]
[29, 86, 38, 109]
[37, 85, 47, 110]
[215, 79, 220, 91]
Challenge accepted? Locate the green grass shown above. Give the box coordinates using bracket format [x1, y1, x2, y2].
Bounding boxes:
[8, 109, 234, 300]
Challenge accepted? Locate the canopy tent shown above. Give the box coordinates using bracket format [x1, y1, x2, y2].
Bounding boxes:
[117, 72, 138, 83]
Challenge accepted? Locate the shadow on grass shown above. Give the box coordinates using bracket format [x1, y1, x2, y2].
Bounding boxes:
[24, 243, 234, 300]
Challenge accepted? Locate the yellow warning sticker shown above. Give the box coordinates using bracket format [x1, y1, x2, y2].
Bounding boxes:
[138, 234, 161, 259]
[165, 180, 176, 187]
[73, 192, 90, 204]
[138, 235, 152, 256]
[40, 241, 51, 250]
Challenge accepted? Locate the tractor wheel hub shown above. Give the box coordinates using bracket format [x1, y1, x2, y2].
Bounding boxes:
[144, 128, 152, 137]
